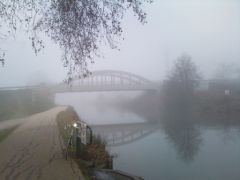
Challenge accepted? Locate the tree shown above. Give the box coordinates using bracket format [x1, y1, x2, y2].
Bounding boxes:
[167, 54, 201, 94]
[215, 62, 239, 80]
[161, 54, 201, 114]
[161, 55, 203, 163]
[0, 0, 152, 80]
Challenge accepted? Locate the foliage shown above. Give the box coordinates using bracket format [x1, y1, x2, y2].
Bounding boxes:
[91, 134, 106, 145]
[160, 54, 202, 119]
[56, 107, 78, 145]
[161, 55, 202, 162]
[0, 0, 152, 80]
[167, 54, 201, 93]
[56, 107, 112, 179]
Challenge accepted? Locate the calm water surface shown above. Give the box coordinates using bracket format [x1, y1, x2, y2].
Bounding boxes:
[55, 92, 240, 180]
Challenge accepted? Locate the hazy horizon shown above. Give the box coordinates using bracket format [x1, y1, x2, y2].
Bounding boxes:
[0, 0, 239, 87]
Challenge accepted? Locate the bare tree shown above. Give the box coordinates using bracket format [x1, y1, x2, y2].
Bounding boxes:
[0, 0, 152, 80]
[215, 62, 239, 80]
[0, 50, 5, 67]
[161, 54, 201, 113]
[167, 54, 201, 94]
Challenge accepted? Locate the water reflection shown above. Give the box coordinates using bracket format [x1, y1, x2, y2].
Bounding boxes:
[97, 91, 204, 162]
[91, 122, 159, 147]
[55, 92, 240, 179]
[92, 117, 203, 163]
[163, 122, 202, 162]
[160, 97, 203, 162]
[55, 92, 207, 162]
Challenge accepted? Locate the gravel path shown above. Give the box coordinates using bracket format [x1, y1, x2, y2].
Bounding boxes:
[0, 107, 84, 180]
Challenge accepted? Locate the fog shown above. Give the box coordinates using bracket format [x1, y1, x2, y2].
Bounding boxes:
[55, 88, 240, 179]
[0, 0, 239, 87]
[1, 1, 240, 179]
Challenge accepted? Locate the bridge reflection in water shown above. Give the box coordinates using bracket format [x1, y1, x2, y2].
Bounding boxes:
[91, 122, 160, 147]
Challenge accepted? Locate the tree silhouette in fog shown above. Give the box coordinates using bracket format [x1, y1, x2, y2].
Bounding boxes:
[162, 54, 201, 113]
[0, 0, 152, 80]
[167, 54, 201, 93]
[160, 54, 202, 162]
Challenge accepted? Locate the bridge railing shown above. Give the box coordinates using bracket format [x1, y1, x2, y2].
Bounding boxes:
[51, 70, 160, 92]
[0, 85, 41, 91]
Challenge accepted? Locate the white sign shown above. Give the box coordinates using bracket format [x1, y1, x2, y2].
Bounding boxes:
[79, 122, 87, 145]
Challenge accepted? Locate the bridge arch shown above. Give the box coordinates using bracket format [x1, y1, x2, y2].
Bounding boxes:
[71, 70, 151, 86]
[53, 70, 159, 93]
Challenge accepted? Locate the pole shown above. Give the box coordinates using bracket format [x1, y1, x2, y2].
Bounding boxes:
[76, 136, 81, 158]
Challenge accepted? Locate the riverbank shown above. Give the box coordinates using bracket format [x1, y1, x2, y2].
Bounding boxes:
[56, 106, 112, 179]
[112, 90, 240, 126]
[0, 89, 54, 121]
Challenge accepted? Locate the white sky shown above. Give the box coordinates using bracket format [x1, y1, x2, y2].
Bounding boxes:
[0, 0, 240, 86]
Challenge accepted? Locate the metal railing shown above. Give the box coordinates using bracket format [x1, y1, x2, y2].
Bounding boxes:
[65, 121, 93, 160]
[65, 129, 73, 160]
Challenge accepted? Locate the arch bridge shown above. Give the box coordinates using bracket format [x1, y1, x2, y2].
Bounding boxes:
[52, 70, 159, 93]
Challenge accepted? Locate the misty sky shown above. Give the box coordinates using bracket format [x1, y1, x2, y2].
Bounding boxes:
[0, 0, 239, 87]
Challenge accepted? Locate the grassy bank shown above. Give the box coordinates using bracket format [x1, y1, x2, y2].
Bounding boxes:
[0, 89, 54, 121]
[56, 106, 112, 179]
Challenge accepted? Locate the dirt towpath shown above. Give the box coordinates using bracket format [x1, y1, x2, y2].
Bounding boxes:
[0, 106, 84, 180]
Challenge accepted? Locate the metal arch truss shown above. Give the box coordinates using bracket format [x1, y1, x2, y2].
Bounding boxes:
[53, 70, 159, 92]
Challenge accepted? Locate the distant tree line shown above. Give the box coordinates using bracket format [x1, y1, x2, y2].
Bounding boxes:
[0, 89, 54, 120]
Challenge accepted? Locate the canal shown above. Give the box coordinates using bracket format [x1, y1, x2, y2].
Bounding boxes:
[55, 91, 240, 180]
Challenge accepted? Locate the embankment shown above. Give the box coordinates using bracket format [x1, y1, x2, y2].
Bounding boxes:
[0, 89, 54, 121]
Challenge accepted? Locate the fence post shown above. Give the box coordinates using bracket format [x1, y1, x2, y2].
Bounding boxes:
[108, 156, 113, 169]
[65, 129, 73, 160]
[87, 126, 93, 144]
[73, 125, 79, 146]
[76, 136, 82, 158]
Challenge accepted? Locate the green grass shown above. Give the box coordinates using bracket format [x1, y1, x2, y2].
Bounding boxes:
[0, 126, 18, 143]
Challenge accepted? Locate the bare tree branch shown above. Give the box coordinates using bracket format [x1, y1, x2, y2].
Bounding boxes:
[0, 0, 152, 80]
